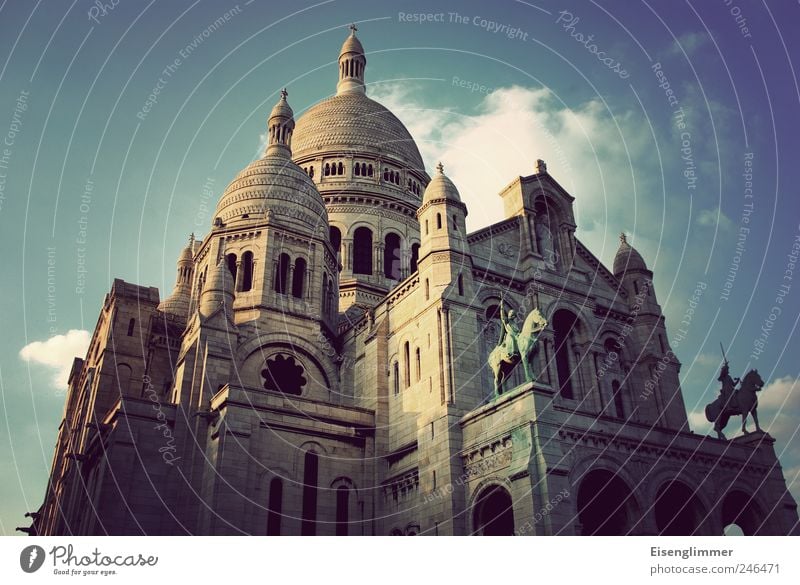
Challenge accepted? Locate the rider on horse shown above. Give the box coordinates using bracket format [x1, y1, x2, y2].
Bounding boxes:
[718, 360, 740, 413]
[498, 301, 521, 363]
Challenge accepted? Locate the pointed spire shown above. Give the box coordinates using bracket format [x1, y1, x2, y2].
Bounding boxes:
[337, 26, 366, 95]
[266, 89, 295, 157]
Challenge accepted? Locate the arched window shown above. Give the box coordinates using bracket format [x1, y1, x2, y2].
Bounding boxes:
[292, 258, 306, 298]
[336, 485, 350, 536]
[633, 280, 640, 295]
[457, 274, 464, 296]
[404, 341, 411, 388]
[425, 279, 430, 300]
[309, 166, 314, 179]
[324, 163, 330, 176]
[329, 226, 341, 255]
[337, 162, 344, 175]
[301, 451, 319, 535]
[393, 361, 400, 395]
[393, 171, 399, 185]
[409, 243, 420, 273]
[354, 162, 360, 176]
[425, 220, 429, 235]
[353, 227, 373, 275]
[241, 251, 254, 292]
[383, 168, 389, 182]
[436, 213, 442, 229]
[612, 380, 624, 419]
[452, 214, 458, 230]
[116, 363, 132, 395]
[226, 253, 237, 285]
[367, 164, 373, 177]
[473, 486, 515, 535]
[384, 233, 402, 280]
[267, 478, 283, 535]
[553, 309, 579, 399]
[275, 253, 290, 294]
[127, 318, 135, 336]
[415, 347, 421, 382]
[534, 199, 558, 265]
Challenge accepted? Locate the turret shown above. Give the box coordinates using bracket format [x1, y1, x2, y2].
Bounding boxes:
[199, 250, 235, 319]
[158, 234, 198, 320]
[416, 163, 471, 298]
[417, 163, 468, 262]
[613, 232, 686, 430]
[613, 232, 661, 315]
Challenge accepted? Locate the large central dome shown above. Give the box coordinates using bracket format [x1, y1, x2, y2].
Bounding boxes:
[292, 91, 425, 170]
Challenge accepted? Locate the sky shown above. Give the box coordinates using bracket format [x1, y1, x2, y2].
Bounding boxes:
[0, 0, 798, 535]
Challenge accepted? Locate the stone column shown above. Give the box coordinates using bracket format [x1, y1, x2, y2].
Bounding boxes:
[343, 238, 352, 272]
[234, 261, 244, 292]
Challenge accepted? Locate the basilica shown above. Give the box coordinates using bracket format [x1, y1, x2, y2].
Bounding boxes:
[30, 29, 798, 536]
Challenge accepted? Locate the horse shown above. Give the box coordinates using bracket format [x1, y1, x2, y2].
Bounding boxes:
[704, 369, 765, 440]
[488, 308, 548, 395]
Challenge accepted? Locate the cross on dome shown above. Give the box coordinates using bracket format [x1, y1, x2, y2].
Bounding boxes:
[436, 162, 444, 175]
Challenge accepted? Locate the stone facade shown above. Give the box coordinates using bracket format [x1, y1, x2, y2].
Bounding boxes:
[30, 30, 798, 536]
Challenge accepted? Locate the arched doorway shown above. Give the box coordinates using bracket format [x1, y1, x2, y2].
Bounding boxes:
[577, 469, 637, 535]
[473, 485, 515, 535]
[721, 490, 763, 535]
[654, 481, 707, 535]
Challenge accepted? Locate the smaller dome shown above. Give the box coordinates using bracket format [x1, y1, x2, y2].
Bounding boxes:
[269, 88, 294, 123]
[215, 90, 327, 232]
[340, 27, 364, 56]
[422, 162, 462, 205]
[613, 233, 648, 275]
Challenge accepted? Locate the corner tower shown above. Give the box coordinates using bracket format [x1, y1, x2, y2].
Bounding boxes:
[613, 233, 687, 430]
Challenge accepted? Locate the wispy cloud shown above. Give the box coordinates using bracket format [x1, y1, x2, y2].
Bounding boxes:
[19, 330, 90, 390]
[696, 207, 734, 232]
[668, 31, 710, 57]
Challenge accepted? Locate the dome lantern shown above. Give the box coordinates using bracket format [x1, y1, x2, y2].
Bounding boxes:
[266, 88, 295, 158]
[337, 24, 366, 95]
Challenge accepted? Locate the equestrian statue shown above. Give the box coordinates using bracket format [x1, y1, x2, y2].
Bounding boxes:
[704, 344, 765, 440]
[488, 300, 548, 395]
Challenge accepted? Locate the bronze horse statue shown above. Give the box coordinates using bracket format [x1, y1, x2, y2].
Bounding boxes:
[488, 305, 548, 395]
[704, 369, 765, 440]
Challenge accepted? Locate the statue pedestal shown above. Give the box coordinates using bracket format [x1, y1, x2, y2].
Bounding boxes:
[731, 430, 774, 447]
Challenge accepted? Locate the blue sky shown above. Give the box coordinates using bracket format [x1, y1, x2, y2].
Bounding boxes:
[0, 0, 798, 535]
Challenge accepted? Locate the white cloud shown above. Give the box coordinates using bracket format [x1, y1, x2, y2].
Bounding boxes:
[668, 31, 710, 57]
[19, 330, 90, 390]
[368, 82, 667, 268]
[696, 207, 734, 232]
[687, 409, 710, 434]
